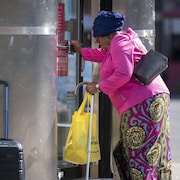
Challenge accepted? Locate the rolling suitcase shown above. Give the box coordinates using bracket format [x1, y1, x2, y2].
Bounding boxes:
[0, 81, 25, 180]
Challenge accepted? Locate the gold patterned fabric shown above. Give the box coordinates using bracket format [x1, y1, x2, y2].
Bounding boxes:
[113, 93, 172, 180]
[126, 126, 146, 149]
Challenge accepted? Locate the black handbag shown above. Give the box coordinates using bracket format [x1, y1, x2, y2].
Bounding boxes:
[133, 50, 168, 85]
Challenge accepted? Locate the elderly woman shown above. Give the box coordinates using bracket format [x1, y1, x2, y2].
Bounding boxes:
[72, 10, 171, 180]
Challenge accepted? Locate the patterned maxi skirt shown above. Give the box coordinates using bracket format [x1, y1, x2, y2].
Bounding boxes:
[113, 93, 172, 180]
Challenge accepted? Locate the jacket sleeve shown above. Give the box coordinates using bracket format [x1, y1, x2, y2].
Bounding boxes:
[99, 37, 134, 94]
[81, 48, 106, 62]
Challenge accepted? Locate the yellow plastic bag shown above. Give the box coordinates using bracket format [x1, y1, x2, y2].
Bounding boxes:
[64, 92, 101, 165]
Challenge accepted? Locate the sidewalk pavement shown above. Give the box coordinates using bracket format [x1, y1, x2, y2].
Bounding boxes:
[170, 98, 180, 180]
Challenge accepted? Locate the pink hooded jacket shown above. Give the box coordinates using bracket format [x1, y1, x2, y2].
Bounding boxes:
[81, 28, 170, 115]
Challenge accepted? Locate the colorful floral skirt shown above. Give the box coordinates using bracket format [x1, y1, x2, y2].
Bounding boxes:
[113, 93, 172, 180]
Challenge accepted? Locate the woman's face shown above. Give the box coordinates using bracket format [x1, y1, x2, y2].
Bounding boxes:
[95, 36, 111, 51]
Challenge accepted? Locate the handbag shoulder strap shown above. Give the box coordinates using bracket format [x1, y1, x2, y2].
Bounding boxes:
[132, 38, 148, 64]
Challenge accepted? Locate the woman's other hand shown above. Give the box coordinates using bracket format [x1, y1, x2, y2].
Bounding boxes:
[86, 82, 100, 94]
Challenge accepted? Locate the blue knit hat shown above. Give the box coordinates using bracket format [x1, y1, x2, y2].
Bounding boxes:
[93, 10, 126, 37]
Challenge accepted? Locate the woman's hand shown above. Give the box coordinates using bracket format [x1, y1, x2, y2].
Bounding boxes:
[71, 40, 82, 54]
[86, 82, 100, 94]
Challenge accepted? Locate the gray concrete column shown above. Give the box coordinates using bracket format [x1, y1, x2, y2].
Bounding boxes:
[0, 1, 57, 179]
[113, 0, 155, 50]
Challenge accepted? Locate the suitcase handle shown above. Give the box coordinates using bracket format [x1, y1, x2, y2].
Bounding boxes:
[0, 81, 8, 86]
[0, 81, 9, 139]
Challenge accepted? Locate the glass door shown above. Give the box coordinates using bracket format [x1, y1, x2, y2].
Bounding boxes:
[56, 0, 80, 178]
[56, 0, 92, 179]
